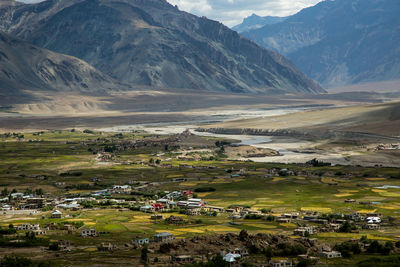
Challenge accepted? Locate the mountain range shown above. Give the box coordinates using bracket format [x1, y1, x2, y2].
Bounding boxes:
[0, 30, 124, 96]
[232, 14, 286, 33]
[243, 0, 400, 88]
[0, 0, 322, 95]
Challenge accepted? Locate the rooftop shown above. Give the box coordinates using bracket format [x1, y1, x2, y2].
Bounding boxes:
[154, 232, 173, 237]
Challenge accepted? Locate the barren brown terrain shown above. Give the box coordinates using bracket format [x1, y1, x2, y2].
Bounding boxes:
[203, 101, 400, 138]
[0, 89, 398, 132]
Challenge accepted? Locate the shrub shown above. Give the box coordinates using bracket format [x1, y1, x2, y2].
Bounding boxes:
[194, 187, 216, 192]
[306, 158, 331, 167]
[334, 242, 361, 258]
[358, 256, 400, 267]
[275, 243, 307, 256]
[244, 214, 263, 220]
[49, 242, 59, 251]
[0, 227, 16, 235]
[339, 221, 357, 233]
[261, 208, 271, 214]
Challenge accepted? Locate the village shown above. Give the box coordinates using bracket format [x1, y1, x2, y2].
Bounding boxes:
[0, 175, 398, 266]
[0, 130, 400, 266]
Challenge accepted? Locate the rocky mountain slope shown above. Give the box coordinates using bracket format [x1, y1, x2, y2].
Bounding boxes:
[244, 0, 400, 88]
[232, 14, 287, 33]
[0, 0, 322, 94]
[0, 30, 123, 95]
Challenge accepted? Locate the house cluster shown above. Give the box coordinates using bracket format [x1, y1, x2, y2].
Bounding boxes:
[178, 164, 217, 170]
[264, 168, 295, 178]
[268, 248, 342, 267]
[0, 194, 54, 211]
[289, 211, 384, 236]
[217, 246, 337, 267]
[15, 223, 46, 235]
[293, 226, 314, 237]
[0, 193, 101, 212]
[132, 232, 175, 247]
[268, 247, 341, 267]
[375, 143, 400, 151]
[139, 197, 208, 215]
[221, 248, 249, 266]
[268, 259, 293, 267]
[92, 181, 163, 197]
[344, 212, 383, 228]
[81, 228, 98, 237]
[92, 185, 132, 196]
[226, 206, 264, 219]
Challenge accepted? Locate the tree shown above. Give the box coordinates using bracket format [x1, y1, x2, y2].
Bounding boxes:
[360, 235, 368, 243]
[149, 158, 154, 164]
[367, 240, 382, 253]
[383, 241, 394, 255]
[296, 261, 308, 267]
[261, 208, 271, 214]
[35, 188, 43, 196]
[239, 229, 248, 241]
[201, 254, 229, 267]
[1, 188, 8, 196]
[334, 241, 361, 258]
[265, 246, 273, 260]
[141, 246, 148, 263]
[155, 159, 161, 164]
[24, 188, 33, 195]
[265, 215, 275, 221]
[0, 255, 33, 267]
[49, 242, 59, 251]
[339, 221, 356, 233]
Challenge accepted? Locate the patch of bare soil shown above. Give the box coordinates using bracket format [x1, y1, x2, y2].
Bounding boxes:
[225, 145, 280, 158]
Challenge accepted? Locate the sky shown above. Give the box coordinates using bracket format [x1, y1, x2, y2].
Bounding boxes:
[167, 0, 323, 26]
[19, 0, 323, 27]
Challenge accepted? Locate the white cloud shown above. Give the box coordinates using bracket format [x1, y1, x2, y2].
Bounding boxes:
[18, 0, 44, 3]
[168, 0, 323, 26]
[18, 0, 323, 27]
[168, 0, 213, 14]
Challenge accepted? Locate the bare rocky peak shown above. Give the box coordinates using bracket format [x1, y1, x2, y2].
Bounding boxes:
[0, 0, 323, 94]
[0, 30, 125, 95]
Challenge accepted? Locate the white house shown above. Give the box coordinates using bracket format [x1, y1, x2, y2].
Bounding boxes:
[320, 251, 342, 258]
[153, 232, 174, 242]
[51, 210, 62, 218]
[132, 238, 149, 246]
[293, 227, 313, 237]
[269, 259, 293, 267]
[81, 228, 97, 237]
[223, 253, 241, 267]
[140, 205, 155, 212]
[366, 217, 381, 224]
[16, 224, 40, 231]
[113, 185, 131, 193]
